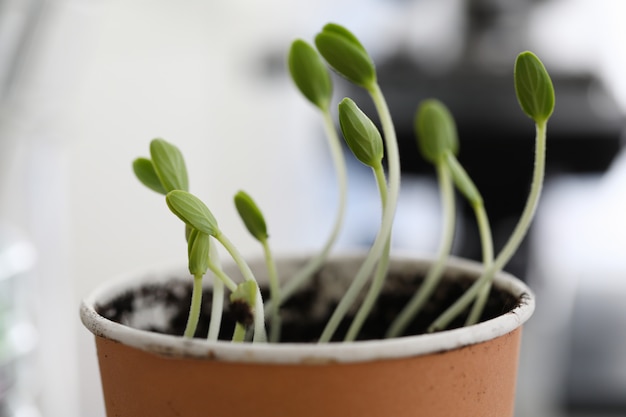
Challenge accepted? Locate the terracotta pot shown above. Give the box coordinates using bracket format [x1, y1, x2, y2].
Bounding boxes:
[80, 253, 534, 417]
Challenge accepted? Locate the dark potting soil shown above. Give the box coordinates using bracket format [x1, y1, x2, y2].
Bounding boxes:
[96, 268, 520, 343]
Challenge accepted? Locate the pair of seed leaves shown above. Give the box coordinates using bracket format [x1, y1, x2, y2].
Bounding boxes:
[290, 23, 554, 193]
[132, 139, 266, 311]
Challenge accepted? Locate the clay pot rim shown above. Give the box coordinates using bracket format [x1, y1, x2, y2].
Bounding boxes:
[80, 252, 534, 364]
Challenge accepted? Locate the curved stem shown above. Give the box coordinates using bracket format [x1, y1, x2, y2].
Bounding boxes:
[429, 121, 547, 332]
[215, 231, 268, 343]
[369, 84, 401, 227]
[206, 261, 238, 293]
[465, 201, 494, 325]
[277, 109, 348, 304]
[206, 256, 244, 340]
[386, 162, 455, 338]
[183, 274, 204, 338]
[207, 278, 224, 341]
[317, 83, 400, 343]
[474, 201, 495, 265]
[262, 238, 282, 343]
[344, 164, 388, 341]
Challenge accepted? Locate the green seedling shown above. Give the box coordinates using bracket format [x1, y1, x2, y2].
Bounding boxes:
[234, 190, 281, 343]
[336, 98, 390, 342]
[276, 40, 348, 310]
[428, 51, 554, 332]
[386, 99, 460, 338]
[314, 24, 401, 343]
[132, 24, 553, 344]
[166, 190, 268, 342]
[133, 140, 266, 342]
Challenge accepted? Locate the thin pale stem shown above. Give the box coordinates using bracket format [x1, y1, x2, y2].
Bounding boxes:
[465, 201, 494, 325]
[386, 162, 455, 338]
[206, 258, 238, 292]
[207, 241, 225, 341]
[262, 238, 282, 343]
[369, 84, 401, 230]
[317, 83, 400, 343]
[429, 121, 547, 332]
[277, 109, 348, 304]
[183, 274, 204, 338]
[216, 231, 268, 343]
[344, 164, 388, 341]
[207, 279, 224, 341]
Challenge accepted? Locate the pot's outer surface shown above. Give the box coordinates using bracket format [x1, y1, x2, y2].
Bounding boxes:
[95, 328, 521, 417]
[82, 254, 534, 417]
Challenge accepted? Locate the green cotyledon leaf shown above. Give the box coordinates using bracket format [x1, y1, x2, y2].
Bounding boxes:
[166, 190, 218, 236]
[132, 157, 167, 194]
[187, 228, 210, 277]
[150, 138, 189, 192]
[414, 99, 459, 164]
[514, 51, 555, 125]
[288, 40, 333, 111]
[338, 97, 383, 168]
[234, 190, 268, 242]
[314, 23, 376, 89]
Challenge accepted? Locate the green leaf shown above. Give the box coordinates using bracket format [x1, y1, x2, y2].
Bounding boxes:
[288, 40, 333, 111]
[338, 98, 383, 168]
[414, 99, 459, 164]
[187, 229, 210, 277]
[514, 51, 555, 124]
[132, 157, 167, 194]
[166, 190, 218, 236]
[150, 138, 189, 192]
[315, 23, 376, 89]
[234, 190, 268, 242]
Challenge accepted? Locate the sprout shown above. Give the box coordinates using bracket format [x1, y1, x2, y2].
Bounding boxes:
[386, 99, 460, 338]
[316, 23, 401, 343]
[234, 190, 281, 343]
[429, 51, 554, 332]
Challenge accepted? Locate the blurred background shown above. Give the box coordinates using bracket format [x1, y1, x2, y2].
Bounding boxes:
[0, 0, 625, 416]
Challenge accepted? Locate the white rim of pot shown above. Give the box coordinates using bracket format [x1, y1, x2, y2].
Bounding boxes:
[80, 253, 535, 364]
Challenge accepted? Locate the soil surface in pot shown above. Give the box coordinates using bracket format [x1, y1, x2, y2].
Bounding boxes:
[96, 261, 520, 342]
